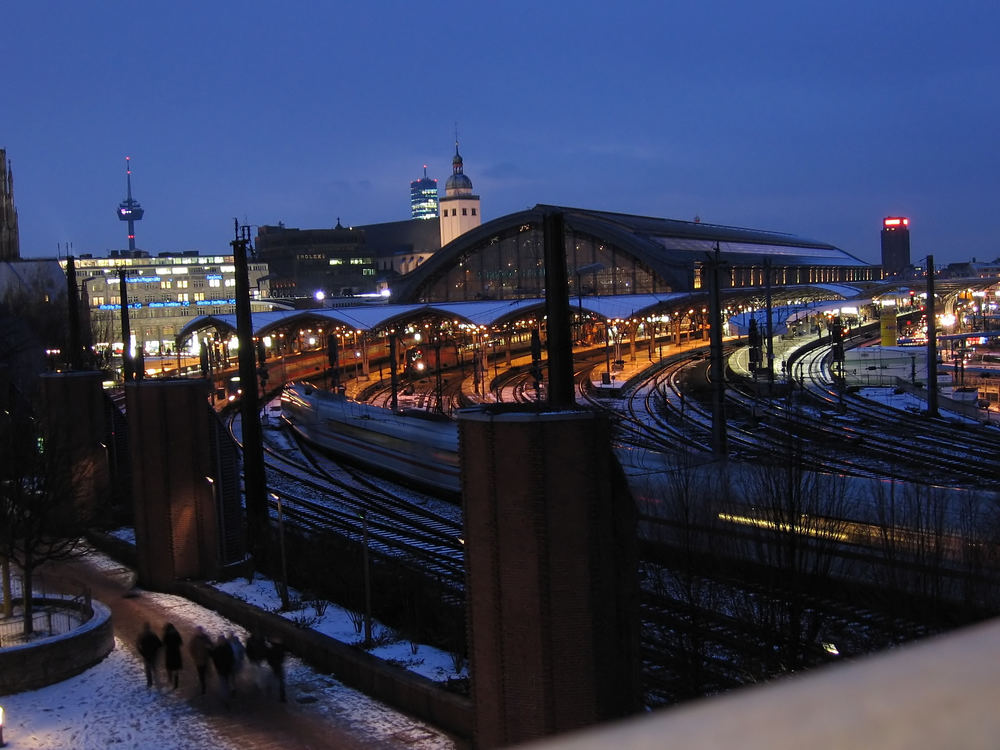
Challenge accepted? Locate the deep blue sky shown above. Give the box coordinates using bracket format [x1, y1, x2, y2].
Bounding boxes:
[5, 1, 998, 266]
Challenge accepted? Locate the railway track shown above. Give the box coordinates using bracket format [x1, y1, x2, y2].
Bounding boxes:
[224, 349, 996, 709]
[230, 413, 466, 590]
[583, 336, 1000, 491]
[725, 342, 1000, 488]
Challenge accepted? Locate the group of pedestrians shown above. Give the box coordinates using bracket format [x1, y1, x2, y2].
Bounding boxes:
[135, 622, 286, 701]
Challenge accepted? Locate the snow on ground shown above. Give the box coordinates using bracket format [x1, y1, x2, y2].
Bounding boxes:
[0, 550, 459, 750]
[1, 637, 231, 749]
[108, 527, 467, 682]
[213, 574, 467, 683]
[858, 385, 995, 425]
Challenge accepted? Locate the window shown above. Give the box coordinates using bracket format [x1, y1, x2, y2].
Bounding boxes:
[471, 208, 477, 216]
[452, 208, 457, 216]
[462, 208, 467, 216]
[194, 292, 205, 301]
[178, 293, 189, 302]
[209, 278, 221, 288]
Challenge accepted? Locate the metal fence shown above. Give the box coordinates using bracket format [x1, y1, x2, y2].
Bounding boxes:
[0, 574, 91, 647]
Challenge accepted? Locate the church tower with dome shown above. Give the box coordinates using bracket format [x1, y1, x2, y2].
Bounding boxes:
[439, 141, 481, 247]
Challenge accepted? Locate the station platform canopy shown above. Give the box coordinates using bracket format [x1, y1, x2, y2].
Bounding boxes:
[177, 286, 876, 344]
[178, 293, 708, 343]
[728, 299, 871, 336]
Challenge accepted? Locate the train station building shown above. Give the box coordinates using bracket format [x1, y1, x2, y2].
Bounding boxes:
[176, 204, 892, 388]
[181, 204, 880, 333]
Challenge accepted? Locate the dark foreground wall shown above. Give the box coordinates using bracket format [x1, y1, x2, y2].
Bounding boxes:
[0, 599, 114, 695]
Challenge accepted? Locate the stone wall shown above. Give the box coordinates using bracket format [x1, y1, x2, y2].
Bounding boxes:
[0, 599, 114, 695]
[171, 580, 473, 741]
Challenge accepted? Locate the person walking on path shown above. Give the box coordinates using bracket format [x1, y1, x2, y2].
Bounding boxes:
[266, 635, 287, 702]
[244, 629, 268, 692]
[245, 630, 267, 665]
[137, 621, 162, 689]
[228, 630, 246, 682]
[211, 632, 236, 698]
[162, 622, 183, 689]
[188, 626, 213, 695]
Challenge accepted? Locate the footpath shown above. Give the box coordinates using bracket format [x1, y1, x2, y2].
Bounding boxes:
[37, 552, 462, 750]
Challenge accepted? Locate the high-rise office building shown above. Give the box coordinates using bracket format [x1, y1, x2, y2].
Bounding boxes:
[410, 166, 439, 220]
[439, 142, 481, 246]
[0, 148, 19, 261]
[881, 217, 910, 275]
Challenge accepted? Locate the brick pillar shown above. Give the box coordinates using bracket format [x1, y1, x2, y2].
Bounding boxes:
[458, 407, 639, 748]
[127, 380, 237, 588]
[38, 371, 111, 520]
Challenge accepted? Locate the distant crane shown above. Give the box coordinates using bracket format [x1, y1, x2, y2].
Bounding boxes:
[116, 156, 144, 252]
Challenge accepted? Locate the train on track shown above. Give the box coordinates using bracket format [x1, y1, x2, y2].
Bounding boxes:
[405, 344, 460, 377]
[279, 382, 461, 497]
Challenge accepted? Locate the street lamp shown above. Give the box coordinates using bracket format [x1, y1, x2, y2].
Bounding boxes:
[269, 492, 290, 610]
[205, 476, 226, 566]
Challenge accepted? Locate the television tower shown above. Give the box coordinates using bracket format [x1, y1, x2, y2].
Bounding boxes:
[116, 156, 144, 252]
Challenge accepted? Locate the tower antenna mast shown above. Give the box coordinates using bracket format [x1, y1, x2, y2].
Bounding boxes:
[116, 156, 145, 252]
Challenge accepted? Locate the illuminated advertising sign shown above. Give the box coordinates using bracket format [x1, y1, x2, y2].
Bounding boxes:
[880, 307, 898, 346]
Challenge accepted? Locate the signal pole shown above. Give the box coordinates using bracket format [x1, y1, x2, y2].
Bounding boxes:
[542, 210, 575, 408]
[707, 244, 728, 457]
[65, 256, 84, 371]
[233, 220, 269, 569]
[926, 255, 939, 418]
[117, 267, 134, 382]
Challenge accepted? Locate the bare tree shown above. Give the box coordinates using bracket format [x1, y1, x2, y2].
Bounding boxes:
[872, 480, 1000, 622]
[0, 409, 90, 636]
[648, 452, 729, 697]
[729, 441, 856, 674]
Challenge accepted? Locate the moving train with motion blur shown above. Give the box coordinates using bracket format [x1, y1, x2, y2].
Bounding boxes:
[280, 382, 461, 497]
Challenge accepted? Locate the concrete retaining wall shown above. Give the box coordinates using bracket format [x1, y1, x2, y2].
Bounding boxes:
[171, 580, 473, 741]
[0, 598, 115, 695]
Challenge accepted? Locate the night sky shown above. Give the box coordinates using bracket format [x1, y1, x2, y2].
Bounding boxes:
[5, 1, 998, 266]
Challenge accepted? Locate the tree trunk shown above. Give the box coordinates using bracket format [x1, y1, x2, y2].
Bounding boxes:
[1, 557, 11, 618]
[21, 551, 34, 636]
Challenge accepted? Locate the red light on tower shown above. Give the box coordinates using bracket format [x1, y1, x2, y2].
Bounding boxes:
[884, 216, 909, 228]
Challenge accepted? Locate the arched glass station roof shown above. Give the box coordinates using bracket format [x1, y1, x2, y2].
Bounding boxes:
[178, 205, 887, 344]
